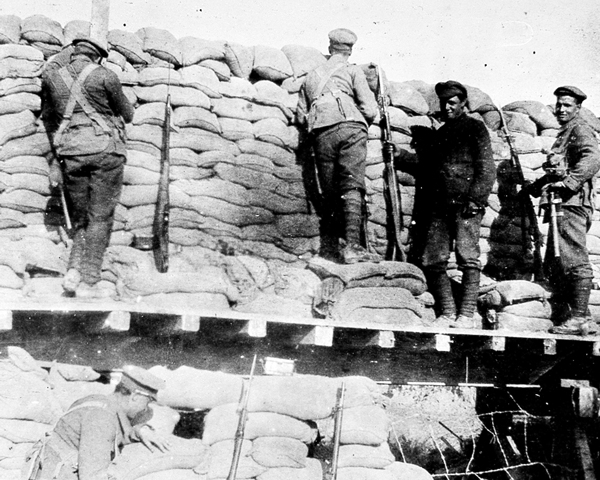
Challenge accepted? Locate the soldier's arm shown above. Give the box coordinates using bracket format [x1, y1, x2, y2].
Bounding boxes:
[562, 125, 600, 192]
[353, 68, 378, 124]
[104, 70, 134, 124]
[78, 409, 117, 480]
[467, 120, 496, 207]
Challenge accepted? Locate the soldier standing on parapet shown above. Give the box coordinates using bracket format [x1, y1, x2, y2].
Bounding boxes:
[296, 28, 380, 264]
[421, 81, 496, 329]
[41, 37, 134, 298]
[524, 86, 600, 335]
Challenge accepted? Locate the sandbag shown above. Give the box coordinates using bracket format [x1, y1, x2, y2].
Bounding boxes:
[20, 15, 63, 45]
[179, 36, 226, 66]
[146, 404, 180, 435]
[253, 45, 293, 81]
[52, 380, 114, 412]
[153, 366, 243, 410]
[211, 97, 288, 123]
[0, 132, 51, 161]
[170, 128, 240, 155]
[140, 291, 230, 311]
[281, 44, 326, 78]
[338, 443, 395, 469]
[0, 77, 41, 96]
[224, 42, 254, 79]
[503, 100, 559, 130]
[387, 82, 429, 115]
[137, 67, 182, 88]
[200, 59, 231, 81]
[257, 459, 323, 480]
[251, 436, 308, 468]
[234, 292, 312, 317]
[246, 375, 379, 420]
[220, 117, 254, 140]
[177, 65, 220, 99]
[502, 110, 538, 136]
[117, 267, 239, 301]
[465, 84, 494, 113]
[320, 405, 389, 446]
[386, 461, 435, 480]
[0, 15, 20, 45]
[134, 470, 200, 480]
[0, 419, 50, 443]
[0, 266, 22, 289]
[208, 439, 266, 480]
[203, 403, 317, 445]
[136, 27, 181, 66]
[496, 312, 553, 333]
[253, 118, 298, 150]
[0, 361, 62, 424]
[580, 107, 600, 133]
[488, 280, 549, 306]
[62, 19, 90, 45]
[108, 29, 150, 64]
[0, 189, 46, 213]
[132, 102, 168, 127]
[108, 435, 207, 480]
[502, 300, 552, 319]
[134, 84, 210, 109]
[0, 93, 40, 114]
[237, 138, 296, 167]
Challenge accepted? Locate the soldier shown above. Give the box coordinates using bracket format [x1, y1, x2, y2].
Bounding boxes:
[524, 86, 600, 335]
[41, 37, 134, 298]
[24, 366, 172, 480]
[296, 28, 380, 264]
[421, 81, 496, 328]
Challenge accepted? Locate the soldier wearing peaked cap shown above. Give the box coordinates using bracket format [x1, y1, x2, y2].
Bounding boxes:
[23, 365, 171, 480]
[296, 28, 380, 264]
[41, 35, 134, 299]
[419, 80, 496, 329]
[523, 85, 600, 335]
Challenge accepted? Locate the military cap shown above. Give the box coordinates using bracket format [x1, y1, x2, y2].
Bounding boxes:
[435, 80, 468, 100]
[328, 28, 357, 52]
[554, 85, 587, 103]
[119, 365, 165, 400]
[72, 37, 109, 59]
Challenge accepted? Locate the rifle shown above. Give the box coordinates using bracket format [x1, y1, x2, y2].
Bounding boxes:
[495, 106, 545, 281]
[376, 65, 406, 262]
[548, 191, 562, 258]
[325, 382, 346, 480]
[227, 354, 258, 480]
[153, 93, 171, 273]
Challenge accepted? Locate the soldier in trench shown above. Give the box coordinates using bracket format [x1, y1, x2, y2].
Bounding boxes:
[523, 86, 600, 335]
[41, 37, 134, 298]
[24, 366, 171, 480]
[296, 28, 380, 264]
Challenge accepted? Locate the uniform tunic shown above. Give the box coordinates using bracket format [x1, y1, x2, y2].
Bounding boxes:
[538, 115, 600, 281]
[42, 54, 133, 285]
[421, 113, 495, 271]
[38, 395, 145, 480]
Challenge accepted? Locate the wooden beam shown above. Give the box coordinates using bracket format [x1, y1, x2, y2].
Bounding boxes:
[435, 334, 452, 352]
[574, 422, 596, 480]
[543, 338, 557, 355]
[291, 325, 334, 347]
[593, 341, 600, 356]
[485, 336, 506, 352]
[86, 311, 130, 332]
[0, 311, 12, 331]
[90, 0, 110, 43]
[238, 319, 267, 338]
[341, 330, 396, 349]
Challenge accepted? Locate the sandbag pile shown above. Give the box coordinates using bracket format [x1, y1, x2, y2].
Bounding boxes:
[478, 280, 552, 332]
[150, 365, 428, 480]
[308, 257, 435, 326]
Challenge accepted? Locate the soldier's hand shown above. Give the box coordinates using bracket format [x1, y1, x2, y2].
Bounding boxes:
[138, 425, 172, 453]
[545, 181, 567, 194]
[49, 162, 63, 189]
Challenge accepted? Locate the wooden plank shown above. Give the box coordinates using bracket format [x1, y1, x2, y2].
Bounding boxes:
[238, 319, 267, 338]
[87, 311, 130, 332]
[342, 330, 396, 349]
[292, 326, 334, 347]
[593, 341, 600, 356]
[544, 338, 557, 355]
[435, 334, 452, 352]
[485, 336, 506, 352]
[574, 422, 597, 480]
[90, 0, 110, 44]
[0, 311, 12, 331]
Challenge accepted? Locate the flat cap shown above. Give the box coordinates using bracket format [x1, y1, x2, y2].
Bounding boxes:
[435, 80, 468, 100]
[72, 37, 109, 58]
[554, 85, 587, 103]
[120, 365, 165, 400]
[328, 28, 357, 52]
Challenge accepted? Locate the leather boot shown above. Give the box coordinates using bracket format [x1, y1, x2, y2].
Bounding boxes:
[452, 269, 480, 329]
[426, 270, 456, 325]
[555, 278, 597, 336]
[341, 189, 380, 264]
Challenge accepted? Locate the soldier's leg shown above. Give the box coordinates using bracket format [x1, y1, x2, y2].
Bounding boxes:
[78, 153, 125, 290]
[422, 214, 455, 324]
[453, 209, 484, 328]
[62, 156, 91, 293]
[551, 206, 595, 335]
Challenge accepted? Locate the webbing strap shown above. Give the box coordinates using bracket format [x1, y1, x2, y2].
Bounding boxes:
[53, 64, 111, 146]
[312, 63, 345, 102]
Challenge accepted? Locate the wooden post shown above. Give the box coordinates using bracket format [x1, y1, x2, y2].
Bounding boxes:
[90, 0, 110, 43]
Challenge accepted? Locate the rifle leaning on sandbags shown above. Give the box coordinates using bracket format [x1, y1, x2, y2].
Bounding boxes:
[325, 381, 346, 480]
[376, 65, 406, 262]
[153, 93, 171, 273]
[495, 106, 545, 280]
[227, 354, 258, 480]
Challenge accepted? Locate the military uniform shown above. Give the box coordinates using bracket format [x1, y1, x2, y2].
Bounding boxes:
[41, 38, 134, 296]
[527, 86, 600, 334]
[421, 81, 496, 327]
[25, 366, 164, 480]
[296, 28, 378, 264]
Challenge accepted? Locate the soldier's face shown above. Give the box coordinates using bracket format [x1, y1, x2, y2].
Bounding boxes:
[441, 96, 467, 121]
[555, 95, 580, 125]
